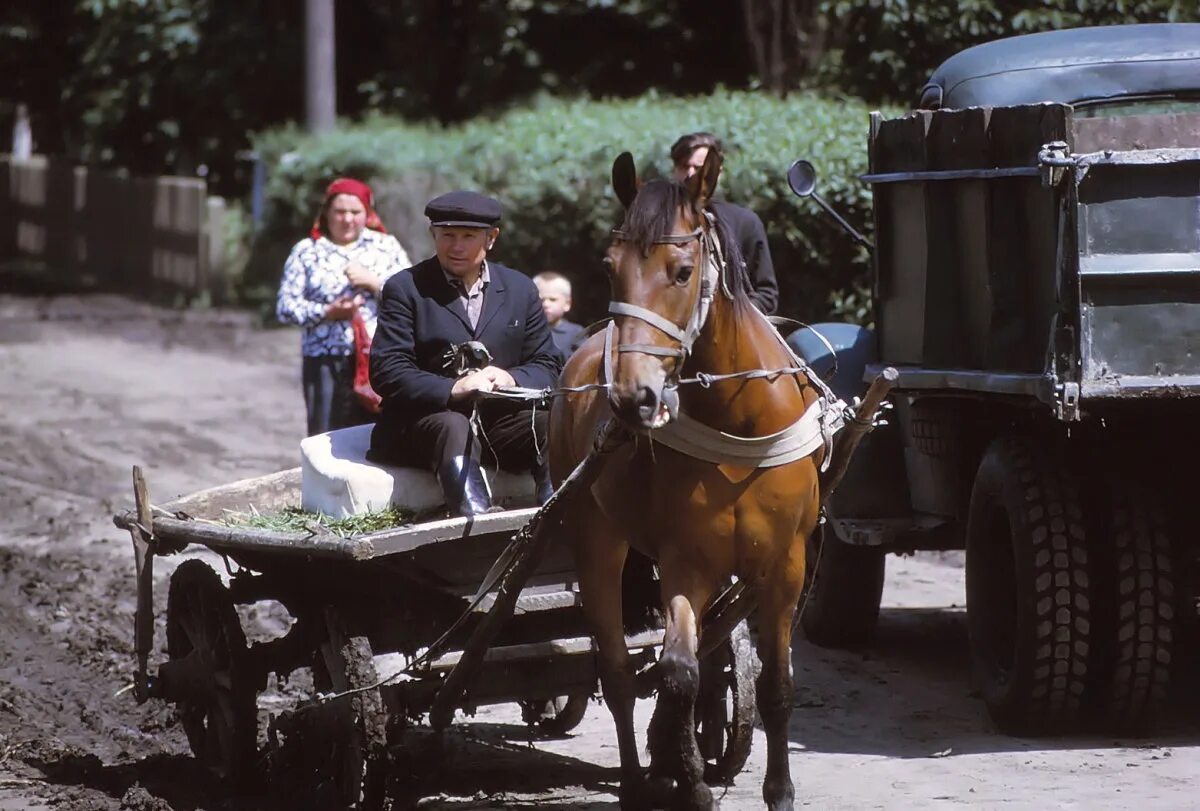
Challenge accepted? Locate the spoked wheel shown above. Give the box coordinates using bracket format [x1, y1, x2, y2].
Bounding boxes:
[519, 692, 591, 736]
[165, 559, 259, 784]
[695, 619, 757, 784]
[269, 607, 388, 810]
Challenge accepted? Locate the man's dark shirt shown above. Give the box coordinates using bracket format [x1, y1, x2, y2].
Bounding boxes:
[369, 257, 562, 451]
[711, 200, 778, 315]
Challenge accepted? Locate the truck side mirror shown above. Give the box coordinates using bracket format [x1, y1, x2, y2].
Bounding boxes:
[786, 158, 874, 252]
[787, 160, 818, 198]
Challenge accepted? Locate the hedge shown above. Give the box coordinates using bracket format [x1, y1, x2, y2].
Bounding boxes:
[248, 90, 889, 325]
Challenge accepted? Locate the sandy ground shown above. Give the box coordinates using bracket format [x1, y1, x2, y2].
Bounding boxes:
[1, 292, 1199, 810]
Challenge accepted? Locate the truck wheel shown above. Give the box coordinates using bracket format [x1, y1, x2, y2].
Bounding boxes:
[1089, 476, 1175, 734]
[799, 524, 886, 648]
[966, 436, 1091, 735]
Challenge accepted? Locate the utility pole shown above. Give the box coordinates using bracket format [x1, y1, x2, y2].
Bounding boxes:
[305, 0, 337, 134]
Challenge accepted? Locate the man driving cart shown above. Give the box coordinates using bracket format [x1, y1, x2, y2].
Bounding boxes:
[368, 191, 562, 516]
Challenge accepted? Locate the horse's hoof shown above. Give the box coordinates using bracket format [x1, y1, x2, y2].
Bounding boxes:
[619, 773, 672, 810]
[683, 781, 717, 811]
[764, 778, 795, 811]
[643, 774, 676, 808]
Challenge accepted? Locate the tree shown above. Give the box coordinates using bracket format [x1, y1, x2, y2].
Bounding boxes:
[817, 0, 1200, 104]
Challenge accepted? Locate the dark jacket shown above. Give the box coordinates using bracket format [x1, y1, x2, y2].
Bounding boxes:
[550, 319, 587, 362]
[369, 257, 562, 434]
[712, 200, 778, 315]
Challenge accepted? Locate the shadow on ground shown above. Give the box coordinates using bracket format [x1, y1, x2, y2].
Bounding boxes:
[788, 605, 1200, 760]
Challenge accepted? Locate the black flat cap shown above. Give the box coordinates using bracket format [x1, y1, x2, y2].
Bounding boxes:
[425, 190, 502, 228]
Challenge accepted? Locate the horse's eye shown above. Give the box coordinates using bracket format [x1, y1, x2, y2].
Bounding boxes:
[675, 265, 694, 285]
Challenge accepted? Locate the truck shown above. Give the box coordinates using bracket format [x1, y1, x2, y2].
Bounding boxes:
[789, 22, 1200, 736]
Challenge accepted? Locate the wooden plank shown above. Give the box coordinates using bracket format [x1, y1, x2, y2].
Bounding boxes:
[112, 511, 371, 559]
[924, 108, 991, 367]
[364, 507, 541, 558]
[128, 466, 155, 702]
[160, 468, 302, 519]
[872, 110, 933, 174]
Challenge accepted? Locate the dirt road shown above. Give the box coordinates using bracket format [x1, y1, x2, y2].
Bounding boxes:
[1, 293, 1197, 810]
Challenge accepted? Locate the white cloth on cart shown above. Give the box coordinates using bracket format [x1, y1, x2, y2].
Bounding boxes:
[300, 424, 537, 518]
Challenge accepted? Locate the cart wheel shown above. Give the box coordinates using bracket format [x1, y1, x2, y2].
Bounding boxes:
[311, 607, 388, 809]
[519, 692, 591, 736]
[696, 619, 757, 784]
[165, 559, 258, 785]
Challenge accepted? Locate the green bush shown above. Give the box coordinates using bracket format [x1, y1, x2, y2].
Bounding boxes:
[248, 90, 888, 324]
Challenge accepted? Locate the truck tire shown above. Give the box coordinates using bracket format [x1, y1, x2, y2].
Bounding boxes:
[800, 524, 886, 648]
[966, 436, 1091, 735]
[1088, 476, 1175, 734]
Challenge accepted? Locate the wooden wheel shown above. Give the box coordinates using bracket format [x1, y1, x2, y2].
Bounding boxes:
[165, 559, 258, 784]
[695, 619, 757, 784]
[313, 607, 388, 808]
[519, 692, 591, 736]
[269, 607, 387, 810]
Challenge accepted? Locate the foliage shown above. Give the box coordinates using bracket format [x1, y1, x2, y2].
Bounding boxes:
[4, 0, 1197, 194]
[248, 91, 888, 324]
[817, 0, 1200, 104]
[224, 505, 414, 538]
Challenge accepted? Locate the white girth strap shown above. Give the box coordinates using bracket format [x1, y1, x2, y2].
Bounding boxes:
[650, 396, 845, 468]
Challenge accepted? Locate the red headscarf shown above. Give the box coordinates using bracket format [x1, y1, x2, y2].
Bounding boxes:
[310, 177, 388, 240]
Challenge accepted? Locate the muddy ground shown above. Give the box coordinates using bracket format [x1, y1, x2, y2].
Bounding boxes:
[1, 291, 1199, 810]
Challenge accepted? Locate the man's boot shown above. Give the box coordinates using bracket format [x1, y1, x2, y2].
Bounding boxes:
[532, 461, 554, 505]
[437, 455, 494, 517]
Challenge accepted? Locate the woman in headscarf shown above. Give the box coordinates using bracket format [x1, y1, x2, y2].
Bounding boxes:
[277, 177, 411, 435]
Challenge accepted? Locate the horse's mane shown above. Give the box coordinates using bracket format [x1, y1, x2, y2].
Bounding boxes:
[620, 178, 754, 308]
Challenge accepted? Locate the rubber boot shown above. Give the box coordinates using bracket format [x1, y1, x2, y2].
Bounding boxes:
[532, 461, 554, 505]
[437, 455, 494, 517]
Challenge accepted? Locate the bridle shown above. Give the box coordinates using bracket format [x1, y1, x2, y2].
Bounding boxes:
[606, 213, 726, 375]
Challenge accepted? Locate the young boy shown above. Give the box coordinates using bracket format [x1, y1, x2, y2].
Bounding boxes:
[533, 271, 586, 362]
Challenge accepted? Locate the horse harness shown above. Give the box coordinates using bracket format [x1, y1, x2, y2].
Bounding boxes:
[606, 211, 845, 470]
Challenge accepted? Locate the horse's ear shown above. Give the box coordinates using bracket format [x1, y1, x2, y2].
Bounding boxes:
[692, 147, 722, 210]
[612, 152, 638, 210]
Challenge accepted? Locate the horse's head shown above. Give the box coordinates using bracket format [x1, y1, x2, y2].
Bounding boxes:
[604, 149, 722, 432]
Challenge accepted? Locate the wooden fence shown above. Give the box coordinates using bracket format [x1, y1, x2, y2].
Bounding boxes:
[0, 156, 231, 301]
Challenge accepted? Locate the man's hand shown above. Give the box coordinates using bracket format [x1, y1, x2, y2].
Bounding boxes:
[325, 294, 364, 321]
[450, 369, 497, 401]
[479, 366, 516, 389]
[449, 366, 516, 401]
[344, 262, 381, 294]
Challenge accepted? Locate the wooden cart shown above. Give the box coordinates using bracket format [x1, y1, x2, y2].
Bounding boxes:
[112, 456, 757, 809]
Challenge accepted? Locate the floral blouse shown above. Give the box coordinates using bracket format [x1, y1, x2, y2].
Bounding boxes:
[276, 230, 411, 357]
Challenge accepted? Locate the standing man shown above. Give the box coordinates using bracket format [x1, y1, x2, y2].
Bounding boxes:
[369, 191, 562, 516]
[670, 132, 779, 315]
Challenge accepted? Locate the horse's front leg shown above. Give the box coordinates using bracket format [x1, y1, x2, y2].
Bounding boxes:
[755, 543, 805, 811]
[574, 516, 645, 808]
[653, 568, 718, 811]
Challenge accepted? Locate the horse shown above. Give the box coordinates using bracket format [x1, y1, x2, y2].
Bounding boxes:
[548, 149, 833, 810]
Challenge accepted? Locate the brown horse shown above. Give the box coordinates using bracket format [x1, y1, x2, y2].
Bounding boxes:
[548, 150, 830, 810]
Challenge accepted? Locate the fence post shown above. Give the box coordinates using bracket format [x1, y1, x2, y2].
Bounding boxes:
[204, 196, 228, 304]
